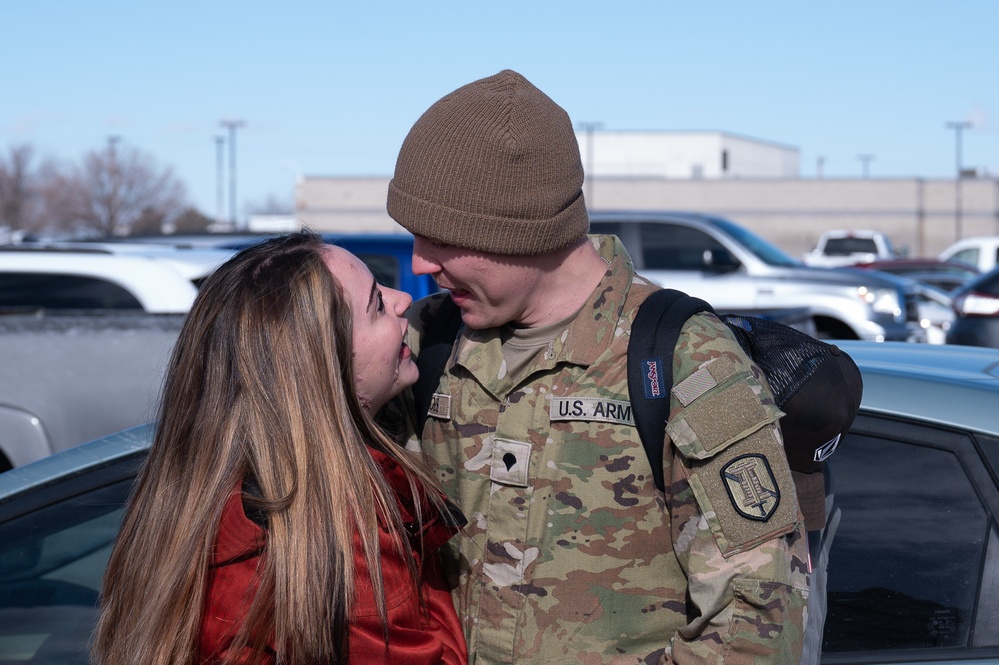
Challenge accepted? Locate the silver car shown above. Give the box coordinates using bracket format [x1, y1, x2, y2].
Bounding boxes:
[2, 343, 999, 663]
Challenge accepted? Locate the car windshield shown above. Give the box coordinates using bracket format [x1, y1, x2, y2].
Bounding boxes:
[708, 218, 801, 267]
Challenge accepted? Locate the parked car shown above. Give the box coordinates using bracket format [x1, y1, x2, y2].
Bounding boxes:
[589, 211, 921, 342]
[947, 265, 999, 348]
[802, 229, 897, 268]
[3, 341, 999, 663]
[839, 267, 956, 344]
[939, 236, 999, 274]
[0, 233, 438, 473]
[0, 249, 211, 314]
[0, 314, 182, 472]
[850, 257, 980, 293]
[907, 281, 956, 345]
[819, 341, 999, 662]
[320, 233, 440, 301]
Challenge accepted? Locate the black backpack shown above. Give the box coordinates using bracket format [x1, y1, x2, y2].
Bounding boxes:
[413, 290, 863, 530]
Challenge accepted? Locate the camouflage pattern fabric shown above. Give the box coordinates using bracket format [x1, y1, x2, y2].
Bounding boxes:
[404, 235, 809, 664]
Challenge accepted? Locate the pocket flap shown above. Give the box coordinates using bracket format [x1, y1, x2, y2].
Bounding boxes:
[666, 359, 781, 461]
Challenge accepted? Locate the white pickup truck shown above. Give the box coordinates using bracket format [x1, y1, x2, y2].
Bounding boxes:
[802, 230, 897, 268]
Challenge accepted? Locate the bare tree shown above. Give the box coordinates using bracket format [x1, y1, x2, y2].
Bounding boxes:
[37, 162, 84, 236]
[129, 207, 167, 236]
[0, 144, 48, 236]
[245, 193, 293, 216]
[51, 142, 188, 237]
[170, 207, 213, 234]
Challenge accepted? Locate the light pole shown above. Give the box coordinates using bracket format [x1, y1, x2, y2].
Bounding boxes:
[220, 119, 245, 228]
[946, 120, 972, 240]
[214, 136, 225, 229]
[576, 121, 602, 207]
[857, 154, 875, 178]
[106, 136, 122, 234]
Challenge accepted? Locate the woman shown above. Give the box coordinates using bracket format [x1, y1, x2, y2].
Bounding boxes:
[92, 232, 466, 665]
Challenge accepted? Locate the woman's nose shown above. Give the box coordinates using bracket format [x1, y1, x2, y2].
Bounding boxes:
[388, 287, 412, 315]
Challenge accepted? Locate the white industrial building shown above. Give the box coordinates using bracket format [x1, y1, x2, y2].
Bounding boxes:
[295, 130, 999, 258]
[576, 130, 799, 180]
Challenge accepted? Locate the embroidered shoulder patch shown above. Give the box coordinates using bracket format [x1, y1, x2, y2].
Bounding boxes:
[720, 454, 781, 521]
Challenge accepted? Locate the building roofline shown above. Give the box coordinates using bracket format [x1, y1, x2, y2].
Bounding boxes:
[581, 128, 800, 152]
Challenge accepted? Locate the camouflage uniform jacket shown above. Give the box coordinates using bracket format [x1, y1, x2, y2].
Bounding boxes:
[405, 235, 810, 664]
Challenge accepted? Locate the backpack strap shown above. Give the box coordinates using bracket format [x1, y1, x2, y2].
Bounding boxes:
[627, 289, 714, 492]
[413, 296, 464, 436]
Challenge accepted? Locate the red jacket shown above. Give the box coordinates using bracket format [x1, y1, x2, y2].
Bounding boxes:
[199, 447, 467, 664]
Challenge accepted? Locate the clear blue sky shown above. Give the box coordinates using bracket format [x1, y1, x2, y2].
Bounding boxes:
[3, 1, 997, 221]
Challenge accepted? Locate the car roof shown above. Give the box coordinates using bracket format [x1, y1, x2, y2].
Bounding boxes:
[115, 231, 417, 251]
[0, 251, 199, 313]
[837, 340, 999, 436]
[0, 423, 153, 503]
[944, 235, 999, 244]
[3, 242, 236, 280]
[589, 209, 721, 223]
[4, 341, 999, 503]
[817, 229, 885, 239]
[940, 236, 999, 253]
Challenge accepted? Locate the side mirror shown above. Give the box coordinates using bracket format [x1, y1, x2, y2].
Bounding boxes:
[703, 248, 740, 273]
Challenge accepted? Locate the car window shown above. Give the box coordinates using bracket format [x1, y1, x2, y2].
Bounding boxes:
[0, 273, 143, 311]
[951, 247, 980, 269]
[588, 221, 621, 237]
[823, 418, 999, 657]
[0, 478, 132, 662]
[639, 223, 725, 271]
[824, 237, 878, 256]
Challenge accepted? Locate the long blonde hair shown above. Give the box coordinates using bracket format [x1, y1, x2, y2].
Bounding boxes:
[93, 232, 444, 664]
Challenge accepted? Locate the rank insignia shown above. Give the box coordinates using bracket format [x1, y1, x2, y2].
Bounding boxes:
[720, 454, 780, 521]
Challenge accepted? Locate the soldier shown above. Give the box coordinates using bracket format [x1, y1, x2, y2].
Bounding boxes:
[387, 69, 809, 664]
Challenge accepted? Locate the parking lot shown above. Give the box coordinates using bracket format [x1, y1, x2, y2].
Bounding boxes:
[2, 227, 999, 664]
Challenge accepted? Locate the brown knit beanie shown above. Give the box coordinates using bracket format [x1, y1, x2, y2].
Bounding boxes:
[387, 69, 589, 256]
